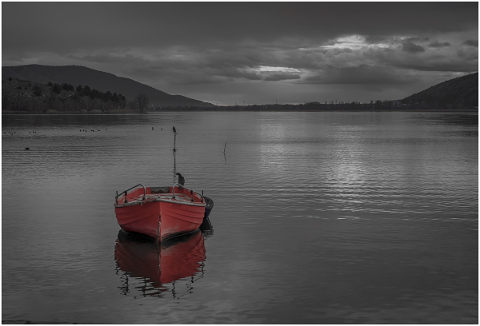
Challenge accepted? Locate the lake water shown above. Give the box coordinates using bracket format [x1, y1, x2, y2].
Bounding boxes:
[2, 111, 478, 324]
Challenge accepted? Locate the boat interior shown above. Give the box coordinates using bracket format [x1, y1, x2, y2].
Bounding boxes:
[115, 184, 206, 206]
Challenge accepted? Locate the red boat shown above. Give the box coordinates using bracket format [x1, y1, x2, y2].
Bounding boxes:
[114, 176, 214, 241]
[115, 229, 206, 297]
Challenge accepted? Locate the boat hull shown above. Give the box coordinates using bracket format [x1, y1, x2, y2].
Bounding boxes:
[114, 186, 208, 241]
[115, 202, 160, 239]
[159, 201, 206, 240]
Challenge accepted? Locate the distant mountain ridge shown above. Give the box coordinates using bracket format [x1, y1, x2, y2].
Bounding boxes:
[2, 64, 477, 111]
[399, 72, 478, 109]
[2, 65, 214, 108]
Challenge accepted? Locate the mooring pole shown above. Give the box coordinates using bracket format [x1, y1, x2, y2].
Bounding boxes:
[173, 126, 177, 151]
[173, 146, 177, 182]
[173, 126, 177, 183]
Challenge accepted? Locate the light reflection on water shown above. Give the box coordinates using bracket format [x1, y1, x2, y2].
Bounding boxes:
[2, 111, 478, 323]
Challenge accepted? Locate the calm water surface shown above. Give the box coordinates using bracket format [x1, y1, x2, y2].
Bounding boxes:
[2, 111, 478, 323]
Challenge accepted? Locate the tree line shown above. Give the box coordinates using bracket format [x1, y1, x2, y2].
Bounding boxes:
[153, 101, 406, 111]
[153, 99, 474, 111]
[2, 78, 149, 113]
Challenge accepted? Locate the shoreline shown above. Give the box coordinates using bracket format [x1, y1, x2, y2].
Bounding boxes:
[2, 109, 478, 115]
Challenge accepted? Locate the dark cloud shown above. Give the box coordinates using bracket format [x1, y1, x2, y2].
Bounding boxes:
[364, 35, 390, 44]
[264, 74, 301, 82]
[302, 65, 418, 85]
[402, 42, 426, 54]
[67, 53, 139, 64]
[429, 41, 451, 48]
[3, 2, 477, 53]
[404, 36, 430, 43]
[463, 39, 479, 47]
[456, 45, 478, 62]
[2, 2, 478, 104]
[394, 62, 476, 73]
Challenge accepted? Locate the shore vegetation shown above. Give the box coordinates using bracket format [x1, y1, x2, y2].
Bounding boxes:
[2, 78, 148, 114]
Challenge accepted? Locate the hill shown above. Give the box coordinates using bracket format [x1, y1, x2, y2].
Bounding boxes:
[2, 65, 214, 108]
[399, 72, 478, 110]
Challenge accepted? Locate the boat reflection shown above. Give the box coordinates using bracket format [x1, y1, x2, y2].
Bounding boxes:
[114, 228, 208, 298]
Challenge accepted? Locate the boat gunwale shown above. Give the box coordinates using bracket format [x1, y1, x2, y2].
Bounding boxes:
[114, 195, 207, 208]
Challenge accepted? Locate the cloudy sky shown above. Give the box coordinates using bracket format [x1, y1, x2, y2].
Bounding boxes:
[2, 2, 478, 105]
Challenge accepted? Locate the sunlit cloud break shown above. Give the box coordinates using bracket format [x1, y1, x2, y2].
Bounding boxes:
[256, 66, 302, 73]
[242, 65, 303, 81]
[323, 34, 391, 50]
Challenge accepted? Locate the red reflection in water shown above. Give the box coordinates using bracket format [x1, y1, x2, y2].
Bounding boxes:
[114, 229, 206, 298]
